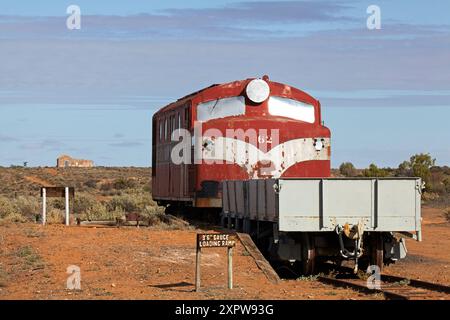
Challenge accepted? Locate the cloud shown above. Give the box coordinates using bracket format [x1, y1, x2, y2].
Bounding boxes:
[19, 139, 65, 151]
[109, 141, 144, 148]
[0, 1, 356, 41]
[1, 26, 449, 103]
[0, 134, 19, 142]
[1, 2, 449, 103]
[320, 92, 450, 108]
[164, 1, 355, 24]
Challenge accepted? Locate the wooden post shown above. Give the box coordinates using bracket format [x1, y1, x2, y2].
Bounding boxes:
[228, 246, 233, 289]
[65, 187, 70, 226]
[195, 244, 201, 292]
[42, 187, 46, 225]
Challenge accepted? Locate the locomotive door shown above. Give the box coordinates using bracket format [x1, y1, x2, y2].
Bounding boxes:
[184, 103, 196, 199]
[166, 103, 193, 200]
[180, 104, 191, 199]
[169, 114, 175, 196]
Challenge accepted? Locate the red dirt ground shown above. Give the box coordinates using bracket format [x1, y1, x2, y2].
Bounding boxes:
[0, 207, 448, 300]
[383, 207, 450, 285]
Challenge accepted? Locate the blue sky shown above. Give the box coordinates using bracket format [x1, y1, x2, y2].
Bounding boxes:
[0, 0, 449, 167]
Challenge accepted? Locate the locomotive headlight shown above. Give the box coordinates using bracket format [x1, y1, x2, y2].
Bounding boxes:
[246, 79, 270, 103]
[314, 139, 324, 151]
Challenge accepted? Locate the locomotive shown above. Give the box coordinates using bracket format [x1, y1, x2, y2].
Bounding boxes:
[152, 76, 421, 274]
[152, 76, 330, 206]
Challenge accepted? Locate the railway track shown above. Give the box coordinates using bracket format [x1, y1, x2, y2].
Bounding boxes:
[317, 273, 450, 300]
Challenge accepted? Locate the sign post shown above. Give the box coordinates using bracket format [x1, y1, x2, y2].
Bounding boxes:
[195, 241, 201, 292]
[65, 187, 70, 226]
[195, 233, 236, 292]
[40, 187, 75, 226]
[228, 246, 233, 289]
[42, 187, 47, 225]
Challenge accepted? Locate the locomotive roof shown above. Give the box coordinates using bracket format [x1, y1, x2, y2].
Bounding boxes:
[154, 78, 318, 116]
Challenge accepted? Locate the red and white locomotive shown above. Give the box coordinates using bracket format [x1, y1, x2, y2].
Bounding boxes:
[152, 76, 331, 208]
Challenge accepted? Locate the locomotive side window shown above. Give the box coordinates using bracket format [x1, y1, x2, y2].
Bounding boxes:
[164, 118, 168, 141]
[268, 96, 315, 123]
[197, 96, 245, 122]
[185, 107, 191, 129]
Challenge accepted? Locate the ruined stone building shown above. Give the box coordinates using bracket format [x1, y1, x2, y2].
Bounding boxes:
[56, 155, 94, 168]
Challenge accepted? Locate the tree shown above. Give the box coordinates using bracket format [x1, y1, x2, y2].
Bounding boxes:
[339, 162, 357, 177]
[397, 160, 412, 177]
[396, 153, 435, 189]
[362, 163, 388, 177]
[408, 153, 435, 189]
[443, 177, 450, 193]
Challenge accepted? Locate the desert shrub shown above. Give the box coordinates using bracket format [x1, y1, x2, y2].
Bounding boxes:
[83, 202, 108, 221]
[444, 177, 450, 194]
[363, 164, 389, 177]
[429, 175, 446, 194]
[100, 182, 113, 191]
[0, 211, 27, 223]
[113, 178, 137, 190]
[106, 193, 163, 218]
[80, 203, 124, 221]
[49, 198, 65, 210]
[147, 213, 164, 226]
[84, 179, 97, 188]
[107, 194, 141, 213]
[0, 196, 18, 219]
[46, 208, 64, 224]
[339, 162, 357, 177]
[73, 194, 98, 214]
[0, 196, 40, 223]
[110, 207, 126, 220]
[140, 203, 165, 220]
[422, 192, 440, 203]
[14, 196, 40, 220]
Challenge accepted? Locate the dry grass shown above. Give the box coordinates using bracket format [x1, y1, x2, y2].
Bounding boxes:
[0, 265, 7, 287]
[0, 167, 152, 197]
[13, 245, 45, 271]
[0, 167, 166, 225]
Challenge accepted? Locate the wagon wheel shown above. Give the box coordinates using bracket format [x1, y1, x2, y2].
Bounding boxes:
[301, 233, 316, 275]
[370, 233, 384, 272]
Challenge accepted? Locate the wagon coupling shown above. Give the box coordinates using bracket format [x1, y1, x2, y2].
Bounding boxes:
[336, 223, 364, 273]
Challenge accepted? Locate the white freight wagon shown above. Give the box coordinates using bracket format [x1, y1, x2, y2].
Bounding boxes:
[222, 178, 422, 274]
